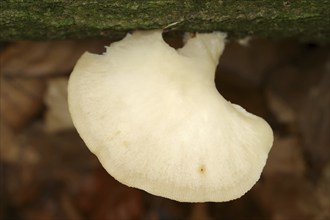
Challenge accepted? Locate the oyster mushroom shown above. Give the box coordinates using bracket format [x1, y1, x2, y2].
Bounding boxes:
[68, 30, 273, 202]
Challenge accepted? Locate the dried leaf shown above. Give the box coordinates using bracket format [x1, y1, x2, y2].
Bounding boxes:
[263, 136, 305, 177]
[76, 168, 143, 220]
[0, 122, 19, 162]
[0, 78, 45, 131]
[188, 203, 213, 220]
[298, 70, 330, 176]
[0, 41, 107, 77]
[44, 78, 74, 133]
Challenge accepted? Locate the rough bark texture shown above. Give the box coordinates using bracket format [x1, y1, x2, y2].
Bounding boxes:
[1, 0, 329, 42]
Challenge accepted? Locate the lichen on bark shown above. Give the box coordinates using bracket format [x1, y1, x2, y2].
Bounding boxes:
[0, 0, 329, 42]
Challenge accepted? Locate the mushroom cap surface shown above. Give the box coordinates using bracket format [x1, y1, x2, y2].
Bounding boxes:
[68, 30, 273, 202]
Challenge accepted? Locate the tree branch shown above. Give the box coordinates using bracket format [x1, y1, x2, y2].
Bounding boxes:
[1, 0, 329, 42]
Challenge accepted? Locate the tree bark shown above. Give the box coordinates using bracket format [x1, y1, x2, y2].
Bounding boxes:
[1, 0, 329, 42]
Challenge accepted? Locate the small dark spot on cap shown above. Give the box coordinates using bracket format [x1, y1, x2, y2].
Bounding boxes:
[199, 165, 205, 174]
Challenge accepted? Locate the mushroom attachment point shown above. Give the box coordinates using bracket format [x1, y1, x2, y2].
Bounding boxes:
[68, 30, 273, 202]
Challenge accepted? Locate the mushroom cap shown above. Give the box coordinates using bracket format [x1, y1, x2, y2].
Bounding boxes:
[68, 30, 273, 202]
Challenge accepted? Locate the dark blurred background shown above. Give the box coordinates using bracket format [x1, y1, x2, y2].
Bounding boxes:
[0, 35, 329, 220]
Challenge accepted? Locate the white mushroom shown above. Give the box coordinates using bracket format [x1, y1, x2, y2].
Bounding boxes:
[68, 30, 273, 202]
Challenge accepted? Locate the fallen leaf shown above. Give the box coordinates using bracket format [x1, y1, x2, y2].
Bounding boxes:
[44, 78, 74, 133]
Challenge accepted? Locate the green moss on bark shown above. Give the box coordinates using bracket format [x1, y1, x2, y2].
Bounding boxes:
[1, 0, 329, 42]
